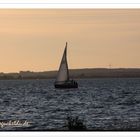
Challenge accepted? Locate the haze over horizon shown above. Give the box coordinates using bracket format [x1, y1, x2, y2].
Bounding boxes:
[0, 9, 140, 73]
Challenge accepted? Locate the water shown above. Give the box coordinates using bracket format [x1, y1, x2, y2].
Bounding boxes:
[0, 78, 140, 131]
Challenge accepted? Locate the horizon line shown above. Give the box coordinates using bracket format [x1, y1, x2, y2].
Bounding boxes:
[1, 67, 140, 74]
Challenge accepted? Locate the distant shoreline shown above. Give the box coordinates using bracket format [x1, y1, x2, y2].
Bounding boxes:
[0, 68, 140, 80]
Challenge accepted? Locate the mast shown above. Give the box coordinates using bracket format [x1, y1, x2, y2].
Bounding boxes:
[65, 42, 69, 81]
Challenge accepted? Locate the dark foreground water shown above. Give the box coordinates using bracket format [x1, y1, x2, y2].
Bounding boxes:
[0, 78, 140, 131]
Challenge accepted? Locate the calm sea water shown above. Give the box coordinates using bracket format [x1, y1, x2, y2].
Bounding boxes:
[0, 78, 140, 131]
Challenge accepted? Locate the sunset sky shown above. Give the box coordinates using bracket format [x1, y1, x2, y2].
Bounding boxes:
[0, 9, 140, 72]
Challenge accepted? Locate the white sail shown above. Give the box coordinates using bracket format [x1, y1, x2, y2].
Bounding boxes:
[56, 42, 69, 82]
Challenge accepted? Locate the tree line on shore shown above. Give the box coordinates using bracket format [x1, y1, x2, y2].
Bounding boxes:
[0, 68, 140, 80]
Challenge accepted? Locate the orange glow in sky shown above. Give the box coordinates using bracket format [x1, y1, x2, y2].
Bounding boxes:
[0, 9, 140, 72]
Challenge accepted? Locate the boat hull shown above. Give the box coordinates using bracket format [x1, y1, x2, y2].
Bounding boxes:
[54, 80, 78, 89]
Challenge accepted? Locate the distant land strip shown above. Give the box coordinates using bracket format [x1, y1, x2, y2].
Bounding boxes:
[0, 68, 140, 80]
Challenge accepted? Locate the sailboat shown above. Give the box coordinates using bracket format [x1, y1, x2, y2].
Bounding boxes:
[54, 42, 78, 89]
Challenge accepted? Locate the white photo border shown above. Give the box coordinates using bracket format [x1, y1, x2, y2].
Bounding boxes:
[0, 0, 140, 139]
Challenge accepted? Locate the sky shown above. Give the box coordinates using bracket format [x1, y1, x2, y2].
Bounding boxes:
[0, 9, 140, 73]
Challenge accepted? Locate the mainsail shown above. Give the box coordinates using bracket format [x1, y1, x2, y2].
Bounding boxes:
[56, 42, 69, 82]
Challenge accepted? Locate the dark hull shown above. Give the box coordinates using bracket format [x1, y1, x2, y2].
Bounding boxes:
[54, 81, 78, 89]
